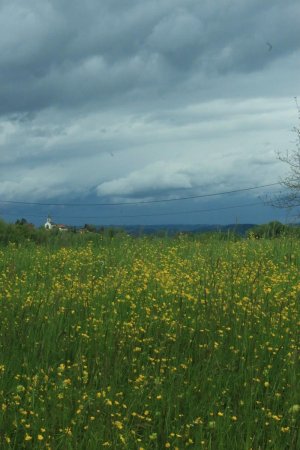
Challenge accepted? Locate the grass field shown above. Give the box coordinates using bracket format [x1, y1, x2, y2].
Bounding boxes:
[0, 235, 299, 449]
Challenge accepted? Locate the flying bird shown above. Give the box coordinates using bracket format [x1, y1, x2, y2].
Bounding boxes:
[266, 42, 273, 52]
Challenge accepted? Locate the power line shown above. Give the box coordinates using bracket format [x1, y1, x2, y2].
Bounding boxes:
[0, 182, 280, 207]
[58, 201, 264, 219]
[1, 201, 267, 221]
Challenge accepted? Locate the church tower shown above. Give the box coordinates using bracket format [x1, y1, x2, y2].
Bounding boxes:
[44, 216, 53, 230]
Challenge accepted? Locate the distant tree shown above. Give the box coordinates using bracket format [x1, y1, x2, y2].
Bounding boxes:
[247, 221, 286, 239]
[84, 224, 97, 233]
[15, 218, 28, 225]
[98, 226, 105, 234]
[273, 102, 300, 215]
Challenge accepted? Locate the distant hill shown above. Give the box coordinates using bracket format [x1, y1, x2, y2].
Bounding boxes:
[116, 223, 256, 236]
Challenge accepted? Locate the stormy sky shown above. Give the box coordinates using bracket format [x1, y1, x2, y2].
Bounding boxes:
[0, 0, 299, 226]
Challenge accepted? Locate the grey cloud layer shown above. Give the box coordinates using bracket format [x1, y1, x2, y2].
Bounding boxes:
[0, 97, 293, 201]
[1, 0, 300, 114]
[0, 0, 299, 221]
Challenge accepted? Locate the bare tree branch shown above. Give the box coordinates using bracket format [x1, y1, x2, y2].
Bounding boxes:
[271, 101, 300, 215]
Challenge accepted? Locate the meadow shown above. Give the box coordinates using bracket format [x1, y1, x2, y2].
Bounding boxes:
[0, 235, 299, 449]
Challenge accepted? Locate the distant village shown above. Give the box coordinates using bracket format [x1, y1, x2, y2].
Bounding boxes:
[44, 216, 68, 231]
[44, 216, 90, 234]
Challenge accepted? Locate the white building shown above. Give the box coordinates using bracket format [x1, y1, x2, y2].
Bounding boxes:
[44, 216, 53, 230]
[44, 216, 68, 231]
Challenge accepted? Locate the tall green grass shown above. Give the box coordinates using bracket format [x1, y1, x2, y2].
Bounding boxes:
[0, 236, 299, 449]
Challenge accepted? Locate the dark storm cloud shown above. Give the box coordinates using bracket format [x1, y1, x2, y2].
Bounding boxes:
[1, 0, 300, 115]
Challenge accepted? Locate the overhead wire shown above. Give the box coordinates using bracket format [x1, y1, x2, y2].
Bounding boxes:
[0, 182, 281, 207]
[0, 201, 274, 221]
